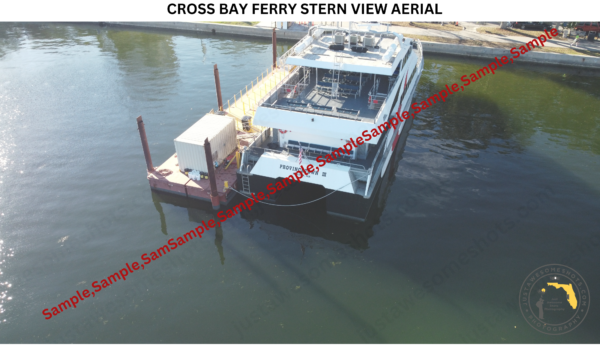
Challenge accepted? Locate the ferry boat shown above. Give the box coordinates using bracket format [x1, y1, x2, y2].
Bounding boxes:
[235, 25, 424, 221]
[146, 24, 424, 222]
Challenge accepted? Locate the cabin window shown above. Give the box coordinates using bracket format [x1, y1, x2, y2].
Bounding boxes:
[286, 140, 356, 160]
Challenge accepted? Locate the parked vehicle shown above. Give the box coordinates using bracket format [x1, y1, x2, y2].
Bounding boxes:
[514, 22, 552, 30]
[575, 22, 600, 34]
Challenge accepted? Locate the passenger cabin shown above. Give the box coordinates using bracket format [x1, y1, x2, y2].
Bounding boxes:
[247, 26, 420, 171]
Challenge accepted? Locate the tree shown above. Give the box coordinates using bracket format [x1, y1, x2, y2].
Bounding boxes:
[563, 22, 577, 38]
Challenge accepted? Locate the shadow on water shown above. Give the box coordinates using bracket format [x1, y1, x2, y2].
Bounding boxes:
[143, 117, 418, 344]
[150, 190, 227, 264]
[149, 184, 391, 343]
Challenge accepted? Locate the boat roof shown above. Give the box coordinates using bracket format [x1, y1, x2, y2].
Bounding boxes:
[286, 26, 410, 76]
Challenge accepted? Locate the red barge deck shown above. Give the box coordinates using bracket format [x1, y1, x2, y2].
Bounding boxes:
[148, 152, 238, 205]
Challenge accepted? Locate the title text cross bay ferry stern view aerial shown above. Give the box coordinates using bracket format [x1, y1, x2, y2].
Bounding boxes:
[146, 24, 424, 221]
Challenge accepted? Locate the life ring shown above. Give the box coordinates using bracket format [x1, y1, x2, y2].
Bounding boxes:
[279, 129, 288, 134]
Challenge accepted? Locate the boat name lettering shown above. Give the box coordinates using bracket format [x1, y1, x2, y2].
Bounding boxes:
[279, 164, 323, 177]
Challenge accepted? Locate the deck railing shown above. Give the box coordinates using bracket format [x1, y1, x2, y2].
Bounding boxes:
[223, 65, 297, 132]
[368, 93, 387, 110]
[223, 65, 277, 113]
[277, 30, 311, 67]
[256, 66, 299, 106]
[262, 103, 366, 122]
[245, 144, 368, 172]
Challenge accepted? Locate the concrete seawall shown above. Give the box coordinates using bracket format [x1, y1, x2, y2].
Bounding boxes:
[108, 22, 306, 41]
[422, 41, 600, 69]
[107, 22, 600, 69]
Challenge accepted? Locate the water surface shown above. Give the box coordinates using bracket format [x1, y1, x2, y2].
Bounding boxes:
[0, 23, 599, 343]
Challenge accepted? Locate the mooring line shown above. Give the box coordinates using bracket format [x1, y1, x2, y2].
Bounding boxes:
[229, 172, 370, 207]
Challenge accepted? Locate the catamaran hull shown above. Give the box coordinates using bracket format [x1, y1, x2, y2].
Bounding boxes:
[236, 135, 402, 221]
[235, 118, 414, 222]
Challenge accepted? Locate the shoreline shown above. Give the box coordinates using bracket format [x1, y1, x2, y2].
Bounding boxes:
[105, 21, 600, 69]
[107, 21, 306, 40]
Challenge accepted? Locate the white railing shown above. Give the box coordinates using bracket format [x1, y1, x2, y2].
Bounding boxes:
[277, 29, 311, 68]
[224, 65, 294, 116]
[368, 93, 387, 110]
[281, 82, 308, 98]
[255, 66, 299, 106]
[281, 67, 310, 98]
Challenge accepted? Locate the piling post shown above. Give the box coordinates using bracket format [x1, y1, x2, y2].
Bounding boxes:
[272, 28, 277, 68]
[136, 116, 154, 172]
[213, 64, 223, 111]
[204, 138, 220, 210]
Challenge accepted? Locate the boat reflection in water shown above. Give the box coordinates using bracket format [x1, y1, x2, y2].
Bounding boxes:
[150, 117, 414, 256]
[151, 192, 226, 264]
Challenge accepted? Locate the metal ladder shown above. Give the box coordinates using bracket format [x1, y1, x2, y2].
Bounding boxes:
[332, 52, 343, 98]
[241, 174, 251, 194]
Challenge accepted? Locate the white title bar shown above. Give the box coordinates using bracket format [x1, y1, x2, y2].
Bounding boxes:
[2, 0, 598, 21]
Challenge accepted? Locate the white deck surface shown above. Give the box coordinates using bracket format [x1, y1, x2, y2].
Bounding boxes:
[286, 31, 409, 75]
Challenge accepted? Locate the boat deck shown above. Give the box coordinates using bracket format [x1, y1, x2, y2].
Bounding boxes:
[268, 68, 391, 123]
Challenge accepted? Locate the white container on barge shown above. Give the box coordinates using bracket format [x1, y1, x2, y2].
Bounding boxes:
[174, 114, 237, 173]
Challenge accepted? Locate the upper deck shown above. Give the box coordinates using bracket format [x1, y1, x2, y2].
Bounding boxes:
[265, 66, 391, 122]
[286, 26, 406, 76]
[218, 26, 422, 145]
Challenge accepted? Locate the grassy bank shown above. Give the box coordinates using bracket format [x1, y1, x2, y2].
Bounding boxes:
[391, 22, 463, 32]
[411, 34, 600, 57]
[477, 27, 569, 41]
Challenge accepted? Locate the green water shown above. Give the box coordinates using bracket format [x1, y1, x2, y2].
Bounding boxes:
[0, 23, 599, 343]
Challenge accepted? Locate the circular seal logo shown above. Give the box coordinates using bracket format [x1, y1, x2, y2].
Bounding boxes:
[519, 264, 590, 335]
